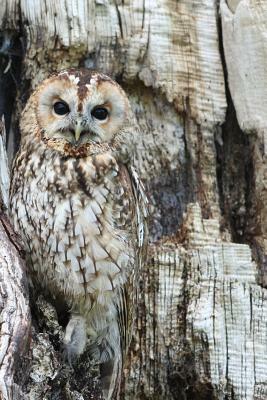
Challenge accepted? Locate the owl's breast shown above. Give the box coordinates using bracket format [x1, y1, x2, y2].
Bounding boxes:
[10, 150, 137, 305]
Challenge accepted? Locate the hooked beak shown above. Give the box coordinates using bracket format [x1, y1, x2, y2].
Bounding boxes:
[75, 119, 83, 142]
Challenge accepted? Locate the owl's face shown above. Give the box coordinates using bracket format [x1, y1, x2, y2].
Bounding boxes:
[24, 69, 133, 156]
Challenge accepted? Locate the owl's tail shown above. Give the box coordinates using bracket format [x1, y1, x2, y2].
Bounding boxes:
[100, 356, 122, 400]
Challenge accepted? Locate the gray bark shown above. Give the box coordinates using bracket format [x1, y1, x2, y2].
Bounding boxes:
[0, 117, 31, 400]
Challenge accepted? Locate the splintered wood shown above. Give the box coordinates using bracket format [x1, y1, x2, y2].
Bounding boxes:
[0, 119, 30, 400]
[125, 204, 267, 399]
[0, 221, 30, 400]
[0, 117, 10, 211]
[221, 0, 267, 132]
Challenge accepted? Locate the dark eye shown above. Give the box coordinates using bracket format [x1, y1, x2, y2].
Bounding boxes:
[53, 101, 70, 115]
[91, 107, 108, 120]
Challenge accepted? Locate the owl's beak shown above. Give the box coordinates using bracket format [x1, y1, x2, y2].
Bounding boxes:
[75, 120, 83, 142]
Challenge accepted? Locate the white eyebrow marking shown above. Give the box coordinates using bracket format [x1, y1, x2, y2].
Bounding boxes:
[68, 75, 80, 85]
[58, 71, 80, 85]
[90, 75, 98, 86]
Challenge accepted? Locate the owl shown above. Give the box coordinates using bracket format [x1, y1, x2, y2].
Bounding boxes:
[9, 68, 148, 399]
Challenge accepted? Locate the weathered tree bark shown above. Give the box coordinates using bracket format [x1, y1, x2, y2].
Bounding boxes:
[0, 0, 267, 399]
[0, 117, 30, 400]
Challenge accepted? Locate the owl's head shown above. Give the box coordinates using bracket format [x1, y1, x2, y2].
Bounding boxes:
[22, 69, 136, 158]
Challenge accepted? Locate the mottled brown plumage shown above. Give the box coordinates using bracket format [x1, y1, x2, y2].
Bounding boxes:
[9, 69, 147, 400]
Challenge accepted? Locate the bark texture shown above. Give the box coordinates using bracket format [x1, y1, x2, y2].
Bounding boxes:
[0, 0, 266, 399]
[0, 118, 31, 400]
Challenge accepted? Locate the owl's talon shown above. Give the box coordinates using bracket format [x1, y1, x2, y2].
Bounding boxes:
[62, 345, 78, 369]
[63, 314, 87, 367]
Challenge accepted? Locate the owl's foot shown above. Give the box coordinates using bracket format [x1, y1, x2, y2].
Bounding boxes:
[63, 314, 87, 367]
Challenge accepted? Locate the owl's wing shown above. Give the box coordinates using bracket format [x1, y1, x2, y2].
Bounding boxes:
[116, 164, 148, 359]
[100, 164, 148, 399]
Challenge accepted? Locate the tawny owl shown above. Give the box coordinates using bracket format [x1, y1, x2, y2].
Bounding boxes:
[9, 68, 147, 399]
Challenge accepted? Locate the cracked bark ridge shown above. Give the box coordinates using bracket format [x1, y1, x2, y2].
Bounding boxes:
[0, 117, 30, 400]
[0, 116, 10, 211]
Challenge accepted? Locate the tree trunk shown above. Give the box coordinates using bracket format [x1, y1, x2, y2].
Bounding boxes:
[0, 0, 267, 399]
[0, 117, 31, 400]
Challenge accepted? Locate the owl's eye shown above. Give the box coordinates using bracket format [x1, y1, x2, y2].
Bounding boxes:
[53, 101, 70, 115]
[91, 107, 108, 120]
